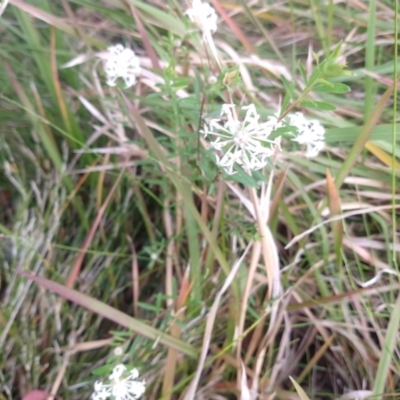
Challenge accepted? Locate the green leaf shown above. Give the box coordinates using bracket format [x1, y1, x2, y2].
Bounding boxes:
[281, 90, 292, 113]
[228, 167, 259, 187]
[273, 125, 297, 138]
[170, 77, 189, 89]
[330, 41, 343, 59]
[313, 83, 351, 93]
[252, 169, 269, 184]
[373, 292, 400, 397]
[334, 79, 395, 188]
[92, 365, 113, 376]
[322, 61, 348, 78]
[101, 0, 187, 36]
[326, 124, 400, 143]
[280, 75, 296, 112]
[307, 67, 321, 87]
[281, 75, 295, 98]
[300, 99, 337, 111]
[298, 61, 308, 84]
[312, 51, 320, 65]
[316, 78, 334, 86]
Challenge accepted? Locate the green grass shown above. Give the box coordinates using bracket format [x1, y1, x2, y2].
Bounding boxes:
[0, 1, 399, 399]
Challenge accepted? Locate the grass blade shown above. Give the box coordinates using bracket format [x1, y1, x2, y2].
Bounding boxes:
[372, 292, 400, 398]
[334, 82, 395, 189]
[17, 271, 197, 358]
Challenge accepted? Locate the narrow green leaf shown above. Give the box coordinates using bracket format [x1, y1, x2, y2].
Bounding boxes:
[330, 42, 343, 59]
[281, 75, 295, 98]
[229, 168, 259, 187]
[132, 0, 186, 37]
[298, 61, 308, 84]
[327, 124, 400, 143]
[334, 81, 394, 188]
[281, 90, 292, 114]
[97, 0, 186, 36]
[313, 83, 351, 93]
[373, 292, 400, 398]
[364, 0, 377, 117]
[300, 99, 337, 111]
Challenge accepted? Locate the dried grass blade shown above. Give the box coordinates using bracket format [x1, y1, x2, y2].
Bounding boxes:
[50, 27, 71, 134]
[326, 169, 343, 267]
[9, 0, 101, 47]
[128, 2, 161, 71]
[240, 360, 251, 400]
[183, 246, 250, 400]
[365, 141, 400, 170]
[296, 335, 335, 385]
[9, 0, 75, 35]
[162, 306, 186, 399]
[65, 170, 123, 288]
[210, 0, 255, 54]
[289, 376, 311, 400]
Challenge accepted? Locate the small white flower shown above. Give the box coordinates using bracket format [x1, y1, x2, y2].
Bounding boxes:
[113, 346, 123, 356]
[91, 364, 146, 400]
[104, 44, 140, 88]
[202, 104, 282, 175]
[288, 112, 325, 157]
[185, 0, 218, 39]
[208, 75, 217, 85]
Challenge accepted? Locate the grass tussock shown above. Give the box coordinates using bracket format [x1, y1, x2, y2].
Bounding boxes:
[0, 1, 399, 399]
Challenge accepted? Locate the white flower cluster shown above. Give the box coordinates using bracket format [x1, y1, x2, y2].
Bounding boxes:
[201, 104, 282, 175]
[185, 0, 218, 40]
[288, 112, 325, 157]
[104, 44, 141, 88]
[91, 364, 145, 400]
[202, 104, 325, 175]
